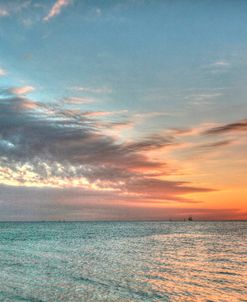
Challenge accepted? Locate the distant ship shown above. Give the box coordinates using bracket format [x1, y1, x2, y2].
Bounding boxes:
[188, 216, 193, 221]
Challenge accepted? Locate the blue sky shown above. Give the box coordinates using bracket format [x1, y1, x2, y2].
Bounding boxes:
[1, 1, 247, 113]
[0, 0, 247, 220]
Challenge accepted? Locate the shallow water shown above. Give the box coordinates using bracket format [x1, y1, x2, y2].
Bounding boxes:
[0, 221, 246, 301]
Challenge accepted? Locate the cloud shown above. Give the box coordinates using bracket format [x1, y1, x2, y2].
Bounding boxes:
[95, 8, 102, 17]
[70, 86, 112, 94]
[63, 96, 96, 105]
[84, 111, 116, 117]
[0, 8, 8, 17]
[0, 184, 244, 221]
[0, 1, 31, 18]
[203, 60, 231, 75]
[84, 110, 128, 117]
[197, 140, 234, 149]
[43, 0, 72, 22]
[124, 135, 175, 152]
[168, 123, 215, 138]
[212, 60, 230, 67]
[186, 92, 223, 106]
[169, 118, 247, 139]
[123, 178, 212, 200]
[0, 68, 6, 76]
[204, 119, 247, 135]
[0, 93, 212, 207]
[9, 86, 35, 95]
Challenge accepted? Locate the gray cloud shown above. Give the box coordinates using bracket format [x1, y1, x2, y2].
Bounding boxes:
[0, 94, 169, 171]
[0, 92, 213, 219]
[124, 135, 174, 152]
[204, 119, 247, 135]
[197, 140, 234, 149]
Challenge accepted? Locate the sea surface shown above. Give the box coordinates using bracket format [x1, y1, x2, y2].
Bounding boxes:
[0, 221, 246, 302]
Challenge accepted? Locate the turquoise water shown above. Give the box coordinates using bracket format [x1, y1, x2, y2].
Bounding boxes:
[0, 221, 246, 301]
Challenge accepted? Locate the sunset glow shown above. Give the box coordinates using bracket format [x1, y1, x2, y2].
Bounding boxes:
[0, 0, 247, 221]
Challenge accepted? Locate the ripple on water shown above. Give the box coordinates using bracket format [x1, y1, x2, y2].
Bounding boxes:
[0, 221, 246, 301]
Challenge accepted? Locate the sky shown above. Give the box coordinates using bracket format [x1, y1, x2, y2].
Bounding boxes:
[0, 0, 247, 221]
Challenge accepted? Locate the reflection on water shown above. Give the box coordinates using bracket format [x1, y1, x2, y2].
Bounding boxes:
[0, 221, 246, 301]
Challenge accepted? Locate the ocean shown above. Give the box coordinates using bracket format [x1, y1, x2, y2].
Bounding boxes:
[0, 221, 246, 301]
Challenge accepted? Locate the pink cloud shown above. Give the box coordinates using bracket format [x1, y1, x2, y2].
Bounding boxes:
[63, 97, 95, 105]
[10, 86, 35, 95]
[43, 0, 72, 22]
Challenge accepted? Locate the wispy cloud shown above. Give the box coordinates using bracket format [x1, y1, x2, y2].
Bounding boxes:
[84, 110, 127, 117]
[212, 60, 230, 67]
[43, 0, 72, 22]
[0, 8, 8, 17]
[186, 92, 223, 105]
[204, 59, 231, 74]
[124, 135, 174, 152]
[204, 118, 247, 135]
[0, 68, 6, 76]
[63, 96, 96, 105]
[168, 123, 216, 138]
[0, 1, 31, 18]
[196, 139, 234, 150]
[71, 86, 112, 94]
[9, 86, 35, 95]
